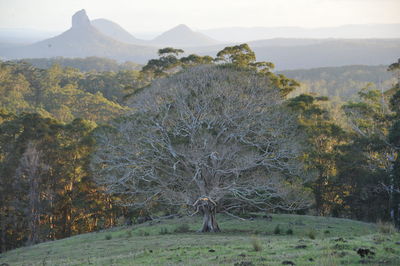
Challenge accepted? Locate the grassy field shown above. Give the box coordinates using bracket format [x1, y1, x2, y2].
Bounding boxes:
[1, 214, 399, 265]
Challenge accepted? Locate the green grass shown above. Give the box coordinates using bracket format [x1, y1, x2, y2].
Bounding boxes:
[1, 214, 399, 265]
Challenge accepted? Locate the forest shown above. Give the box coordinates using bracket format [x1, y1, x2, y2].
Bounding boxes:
[0, 44, 399, 253]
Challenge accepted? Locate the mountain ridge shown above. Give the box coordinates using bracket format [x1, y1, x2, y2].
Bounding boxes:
[91, 19, 220, 47]
[91, 18, 147, 45]
[0, 10, 157, 63]
[200, 23, 400, 42]
[150, 24, 219, 47]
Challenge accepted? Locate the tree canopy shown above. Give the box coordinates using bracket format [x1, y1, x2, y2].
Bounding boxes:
[92, 65, 311, 232]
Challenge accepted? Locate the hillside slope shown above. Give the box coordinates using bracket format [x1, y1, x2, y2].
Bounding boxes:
[151, 24, 219, 47]
[1, 214, 399, 265]
[91, 18, 148, 45]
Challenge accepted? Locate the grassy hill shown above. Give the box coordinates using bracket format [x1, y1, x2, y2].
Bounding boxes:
[1, 214, 399, 265]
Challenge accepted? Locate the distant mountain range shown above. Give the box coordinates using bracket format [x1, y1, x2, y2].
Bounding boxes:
[185, 38, 400, 70]
[91, 18, 148, 45]
[150, 24, 219, 47]
[200, 24, 400, 43]
[91, 19, 219, 47]
[0, 10, 157, 63]
[251, 39, 400, 70]
[0, 10, 399, 69]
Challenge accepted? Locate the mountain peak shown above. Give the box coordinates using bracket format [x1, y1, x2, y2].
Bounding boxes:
[72, 9, 91, 28]
[152, 24, 219, 47]
[171, 24, 192, 32]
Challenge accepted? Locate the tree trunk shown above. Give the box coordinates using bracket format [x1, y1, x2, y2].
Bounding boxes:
[28, 173, 40, 244]
[195, 197, 221, 232]
[201, 206, 220, 232]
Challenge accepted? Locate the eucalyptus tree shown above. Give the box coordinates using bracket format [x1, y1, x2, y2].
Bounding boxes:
[288, 94, 345, 215]
[388, 59, 400, 228]
[92, 65, 311, 232]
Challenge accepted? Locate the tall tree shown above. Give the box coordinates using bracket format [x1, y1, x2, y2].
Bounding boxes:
[339, 83, 394, 221]
[288, 94, 345, 215]
[388, 59, 400, 228]
[92, 65, 311, 232]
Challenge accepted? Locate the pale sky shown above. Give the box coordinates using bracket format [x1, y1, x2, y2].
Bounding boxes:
[0, 0, 399, 33]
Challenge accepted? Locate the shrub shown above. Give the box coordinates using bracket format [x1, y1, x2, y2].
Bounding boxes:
[274, 225, 281, 235]
[377, 220, 397, 234]
[105, 234, 112, 240]
[324, 230, 330, 235]
[307, 229, 316, 240]
[286, 228, 293, 235]
[160, 227, 170, 235]
[137, 230, 150, 236]
[174, 223, 190, 233]
[126, 230, 133, 238]
[251, 236, 263, 252]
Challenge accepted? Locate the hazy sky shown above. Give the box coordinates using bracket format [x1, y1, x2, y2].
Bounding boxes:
[0, 0, 399, 33]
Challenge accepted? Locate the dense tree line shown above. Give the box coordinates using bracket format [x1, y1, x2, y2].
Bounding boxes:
[280, 65, 395, 100]
[0, 111, 124, 252]
[0, 61, 133, 122]
[17, 57, 141, 72]
[0, 46, 399, 252]
[288, 61, 400, 223]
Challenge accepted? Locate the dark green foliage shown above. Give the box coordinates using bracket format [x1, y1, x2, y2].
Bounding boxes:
[273, 225, 281, 235]
[288, 93, 346, 216]
[307, 229, 316, 239]
[387, 59, 400, 228]
[286, 228, 294, 235]
[105, 234, 112, 240]
[158, 47, 184, 57]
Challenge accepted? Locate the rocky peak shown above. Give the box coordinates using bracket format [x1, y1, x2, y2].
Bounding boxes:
[173, 24, 192, 32]
[72, 9, 91, 29]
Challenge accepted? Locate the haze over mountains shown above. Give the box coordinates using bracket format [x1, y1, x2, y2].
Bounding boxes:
[91, 18, 148, 45]
[0, 9, 399, 69]
[90, 19, 218, 47]
[0, 10, 157, 63]
[200, 24, 400, 43]
[150, 24, 219, 47]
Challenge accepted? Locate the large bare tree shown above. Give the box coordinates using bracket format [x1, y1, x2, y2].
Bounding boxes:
[92, 65, 311, 232]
